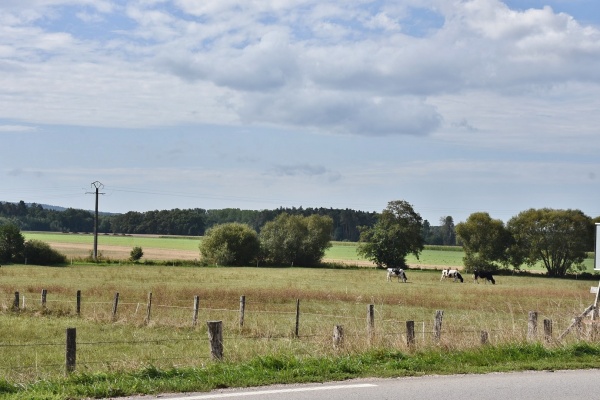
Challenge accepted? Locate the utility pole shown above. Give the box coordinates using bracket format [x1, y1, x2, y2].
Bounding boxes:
[87, 181, 105, 261]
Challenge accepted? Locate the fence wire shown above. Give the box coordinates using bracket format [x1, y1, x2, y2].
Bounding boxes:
[1, 289, 598, 382]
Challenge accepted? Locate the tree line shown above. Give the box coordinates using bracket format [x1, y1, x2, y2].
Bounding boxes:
[357, 201, 599, 277]
[455, 210, 599, 277]
[0, 201, 376, 241]
[1, 199, 598, 276]
[0, 200, 457, 244]
[194, 200, 599, 276]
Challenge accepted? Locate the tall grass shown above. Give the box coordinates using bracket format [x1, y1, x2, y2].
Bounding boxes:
[1, 265, 598, 386]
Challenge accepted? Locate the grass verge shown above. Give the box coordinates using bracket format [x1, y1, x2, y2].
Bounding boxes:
[1, 342, 599, 399]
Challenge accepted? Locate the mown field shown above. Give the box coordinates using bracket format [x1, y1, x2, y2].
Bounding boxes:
[0, 233, 598, 399]
[22, 231, 596, 271]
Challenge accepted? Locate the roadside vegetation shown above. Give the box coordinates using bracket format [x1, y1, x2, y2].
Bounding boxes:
[2, 343, 599, 400]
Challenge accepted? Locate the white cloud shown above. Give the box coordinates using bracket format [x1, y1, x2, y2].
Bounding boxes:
[0, 0, 115, 19]
[0, 125, 37, 132]
[0, 0, 599, 142]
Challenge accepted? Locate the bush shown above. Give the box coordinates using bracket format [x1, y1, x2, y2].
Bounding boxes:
[0, 223, 25, 263]
[23, 240, 67, 266]
[199, 223, 260, 266]
[259, 213, 333, 267]
[130, 246, 144, 262]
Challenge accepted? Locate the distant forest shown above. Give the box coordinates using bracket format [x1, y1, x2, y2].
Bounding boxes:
[0, 200, 454, 244]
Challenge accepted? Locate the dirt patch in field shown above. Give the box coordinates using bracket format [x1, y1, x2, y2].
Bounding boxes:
[47, 242, 460, 268]
[48, 242, 200, 261]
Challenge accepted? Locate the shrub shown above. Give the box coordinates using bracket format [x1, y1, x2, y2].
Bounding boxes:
[23, 240, 67, 266]
[130, 246, 144, 262]
[259, 213, 333, 267]
[0, 223, 25, 263]
[199, 223, 260, 266]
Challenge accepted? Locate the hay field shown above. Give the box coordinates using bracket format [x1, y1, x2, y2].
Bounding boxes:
[22, 231, 596, 271]
[1, 259, 599, 383]
[23, 231, 464, 267]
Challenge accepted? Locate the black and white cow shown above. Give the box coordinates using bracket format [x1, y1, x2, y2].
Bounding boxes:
[474, 269, 496, 284]
[386, 268, 408, 283]
[440, 268, 464, 282]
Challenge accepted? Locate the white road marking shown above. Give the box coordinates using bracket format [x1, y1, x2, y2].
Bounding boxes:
[165, 383, 377, 399]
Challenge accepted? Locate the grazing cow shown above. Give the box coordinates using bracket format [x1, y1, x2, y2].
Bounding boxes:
[440, 268, 463, 282]
[387, 268, 408, 283]
[473, 269, 496, 284]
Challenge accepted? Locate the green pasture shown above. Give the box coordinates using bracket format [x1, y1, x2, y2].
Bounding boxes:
[23, 232, 200, 251]
[22, 232, 596, 272]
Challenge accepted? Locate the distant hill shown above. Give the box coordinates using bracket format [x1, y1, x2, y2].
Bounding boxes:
[26, 202, 118, 216]
[34, 203, 67, 212]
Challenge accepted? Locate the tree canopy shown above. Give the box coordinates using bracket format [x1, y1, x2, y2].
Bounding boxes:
[0, 201, 377, 242]
[357, 200, 424, 269]
[455, 212, 513, 272]
[199, 223, 260, 266]
[507, 208, 593, 277]
[259, 213, 333, 267]
[0, 223, 25, 263]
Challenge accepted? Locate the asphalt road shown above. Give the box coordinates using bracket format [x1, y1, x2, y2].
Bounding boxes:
[113, 369, 599, 400]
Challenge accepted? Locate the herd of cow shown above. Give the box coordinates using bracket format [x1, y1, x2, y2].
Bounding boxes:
[386, 267, 496, 284]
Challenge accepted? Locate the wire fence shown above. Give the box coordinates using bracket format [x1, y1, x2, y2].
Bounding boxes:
[1, 289, 599, 381]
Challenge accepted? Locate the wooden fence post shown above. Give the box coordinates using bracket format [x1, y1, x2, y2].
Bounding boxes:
[544, 319, 553, 343]
[207, 321, 223, 360]
[145, 292, 152, 325]
[480, 330, 489, 345]
[13, 292, 19, 311]
[333, 325, 344, 349]
[66, 328, 76, 374]
[574, 316, 583, 339]
[239, 295, 246, 328]
[295, 299, 300, 338]
[41, 289, 47, 309]
[588, 321, 600, 341]
[367, 304, 375, 342]
[112, 292, 119, 322]
[528, 311, 538, 341]
[434, 310, 444, 342]
[406, 320, 415, 347]
[76, 290, 81, 316]
[192, 296, 200, 327]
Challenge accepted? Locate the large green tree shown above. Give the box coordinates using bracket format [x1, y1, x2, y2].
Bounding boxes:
[507, 208, 593, 277]
[259, 213, 333, 266]
[357, 200, 424, 269]
[0, 223, 25, 263]
[199, 223, 260, 266]
[455, 212, 513, 272]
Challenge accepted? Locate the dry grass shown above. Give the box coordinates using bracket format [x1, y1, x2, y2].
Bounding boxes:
[0, 264, 598, 383]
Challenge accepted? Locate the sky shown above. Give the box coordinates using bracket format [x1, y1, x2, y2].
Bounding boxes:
[1, 0, 599, 225]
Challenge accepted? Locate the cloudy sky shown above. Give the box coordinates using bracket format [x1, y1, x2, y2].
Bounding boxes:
[1, 0, 599, 224]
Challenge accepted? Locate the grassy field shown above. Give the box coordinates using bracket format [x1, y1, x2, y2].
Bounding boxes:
[22, 231, 596, 271]
[0, 233, 598, 398]
[2, 265, 599, 368]
[24, 231, 466, 266]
